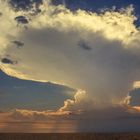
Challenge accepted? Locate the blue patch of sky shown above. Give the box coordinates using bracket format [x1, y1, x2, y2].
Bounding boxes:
[0, 70, 75, 111]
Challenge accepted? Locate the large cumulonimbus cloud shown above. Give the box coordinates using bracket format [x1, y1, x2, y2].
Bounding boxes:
[1, 0, 140, 111]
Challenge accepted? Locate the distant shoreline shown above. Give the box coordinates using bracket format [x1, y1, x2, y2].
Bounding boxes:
[0, 133, 140, 140]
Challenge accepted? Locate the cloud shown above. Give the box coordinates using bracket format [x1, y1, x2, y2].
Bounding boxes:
[0, 111, 78, 133]
[10, 109, 72, 121]
[15, 16, 29, 25]
[1, 0, 140, 112]
[1, 105, 140, 132]
[1, 58, 16, 65]
[78, 40, 92, 50]
[59, 89, 94, 112]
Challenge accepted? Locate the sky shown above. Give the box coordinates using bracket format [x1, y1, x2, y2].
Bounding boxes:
[1, 0, 140, 133]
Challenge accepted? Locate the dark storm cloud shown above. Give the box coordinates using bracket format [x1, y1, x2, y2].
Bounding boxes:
[78, 40, 92, 51]
[1, 58, 17, 65]
[15, 16, 29, 25]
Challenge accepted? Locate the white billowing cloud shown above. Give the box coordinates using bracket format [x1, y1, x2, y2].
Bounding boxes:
[59, 89, 95, 112]
[1, 0, 140, 111]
